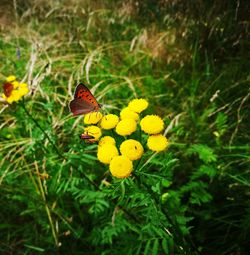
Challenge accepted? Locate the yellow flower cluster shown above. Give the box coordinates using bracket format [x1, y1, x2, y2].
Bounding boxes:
[82, 98, 169, 179]
[97, 137, 142, 178]
[1, 75, 29, 104]
[140, 115, 169, 152]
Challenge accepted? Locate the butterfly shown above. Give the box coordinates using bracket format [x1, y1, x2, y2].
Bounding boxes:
[79, 133, 96, 143]
[80, 133, 95, 140]
[69, 83, 101, 116]
[3, 82, 14, 97]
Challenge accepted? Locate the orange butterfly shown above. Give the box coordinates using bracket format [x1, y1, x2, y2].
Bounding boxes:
[69, 83, 101, 116]
[3, 82, 14, 97]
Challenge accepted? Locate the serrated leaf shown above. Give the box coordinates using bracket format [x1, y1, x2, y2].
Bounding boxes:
[199, 165, 217, 178]
[191, 165, 217, 180]
[187, 144, 217, 163]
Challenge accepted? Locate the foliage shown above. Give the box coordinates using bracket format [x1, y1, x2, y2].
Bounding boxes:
[0, 1, 249, 254]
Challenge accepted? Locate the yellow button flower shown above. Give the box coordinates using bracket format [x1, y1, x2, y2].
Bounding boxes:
[3, 90, 22, 104]
[84, 112, 103, 124]
[19, 83, 29, 96]
[100, 114, 119, 130]
[2, 93, 13, 104]
[147, 134, 169, 152]
[99, 136, 116, 146]
[84, 125, 102, 141]
[115, 119, 137, 136]
[109, 155, 133, 178]
[12, 90, 23, 101]
[140, 115, 164, 134]
[1, 77, 29, 104]
[128, 98, 149, 113]
[120, 139, 144, 160]
[97, 144, 119, 164]
[6, 75, 16, 82]
[19, 82, 27, 88]
[12, 81, 19, 89]
[120, 107, 139, 121]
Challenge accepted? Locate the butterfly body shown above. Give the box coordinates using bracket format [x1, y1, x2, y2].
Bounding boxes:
[69, 83, 101, 116]
[80, 133, 96, 143]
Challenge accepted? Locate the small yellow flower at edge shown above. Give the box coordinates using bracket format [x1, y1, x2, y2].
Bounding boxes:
[147, 134, 169, 152]
[128, 98, 148, 113]
[109, 155, 133, 178]
[120, 139, 144, 160]
[140, 115, 164, 134]
[12, 81, 19, 89]
[1, 77, 29, 104]
[6, 75, 16, 82]
[116, 118, 137, 136]
[4, 90, 22, 104]
[18, 83, 29, 96]
[97, 144, 119, 164]
[100, 114, 119, 130]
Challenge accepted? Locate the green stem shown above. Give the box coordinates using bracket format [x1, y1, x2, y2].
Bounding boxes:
[35, 161, 59, 247]
[20, 101, 99, 190]
[133, 173, 197, 254]
[20, 101, 63, 158]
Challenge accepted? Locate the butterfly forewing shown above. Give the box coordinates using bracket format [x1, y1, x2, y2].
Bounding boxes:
[69, 83, 101, 116]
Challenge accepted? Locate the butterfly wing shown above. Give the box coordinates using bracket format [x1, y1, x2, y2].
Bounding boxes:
[80, 134, 95, 140]
[69, 83, 101, 116]
[69, 98, 96, 116]
[3, 82, 14, 97]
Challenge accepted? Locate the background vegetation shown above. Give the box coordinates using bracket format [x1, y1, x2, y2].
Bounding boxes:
[0, 0, 249, 254]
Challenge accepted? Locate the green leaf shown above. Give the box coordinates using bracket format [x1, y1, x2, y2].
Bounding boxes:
[191, 165, 217, 179]
[24, 244, 45, 252]
[152, 239, 159, 255]
[187, 144, 217, 163]
[144, 240, 151, 255]
[216, 112, 228, 135]
[162, 238, 169, 254]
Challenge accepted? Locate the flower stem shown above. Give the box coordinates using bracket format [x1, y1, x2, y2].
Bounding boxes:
[20, 100, 63, 158]
[34, 161, 59, 247]
[20, 100, 100, 189]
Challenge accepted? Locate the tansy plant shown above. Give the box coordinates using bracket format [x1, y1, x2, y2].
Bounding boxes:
[1, 75, 29, 104]
[82, 98, 169, 178]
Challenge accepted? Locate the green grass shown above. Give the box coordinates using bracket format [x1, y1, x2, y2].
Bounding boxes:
[0, 1, 249, 254]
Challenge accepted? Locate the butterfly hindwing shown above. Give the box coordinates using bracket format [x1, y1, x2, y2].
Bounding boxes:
[80, 134, 95, 140]
[69, 98, 96, 116]
[69, 83, 101, 116]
